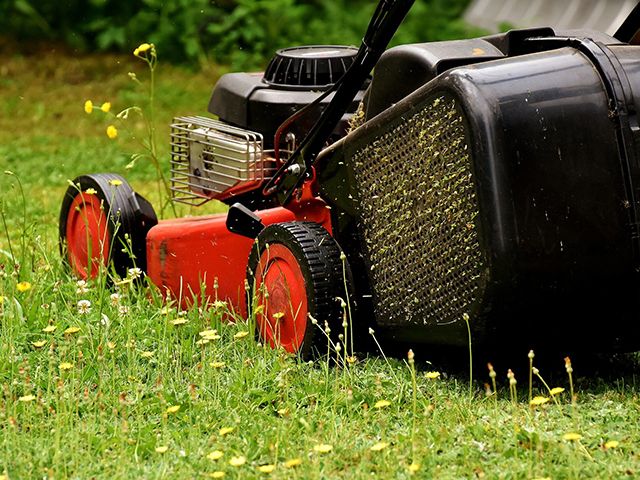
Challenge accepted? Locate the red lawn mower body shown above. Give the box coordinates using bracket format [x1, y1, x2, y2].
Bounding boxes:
[60, 1, 640, 357]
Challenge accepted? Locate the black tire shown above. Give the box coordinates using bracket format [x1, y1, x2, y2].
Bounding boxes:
[59, 173, 157, 278]
[247, 222, 353, 359]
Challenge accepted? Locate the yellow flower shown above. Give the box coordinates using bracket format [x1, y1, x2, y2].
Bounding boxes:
[604, 440, 619, 449]
[257, 464, 275, 473]
[166, 405, 181, 414]
[425, 371, 441, 379]
[313, 444, 333, 454]
[155, 445, 169, 453]
[529, 396, 550, 406]
[141, 351, 154, 358]
[207, 472, 225, 479]
[58, 362, 74, 371]
[64, 326, 81, 335]
[0, 295, 5, 304]
[31, 340, 47, 348]
[562, 432, 582, 441]
[370, 441, 389, 451]
[207, 450, 224, 460]
[284, 458, 302, 468]
[199, 329, 218, 337]
[16, 281, 31, 293]
[100, 102, 111, 113]
[219, 427, 234, 436]
[373, 399, 391, 409]
[18, 394, 36, 402]
[109, 179, 123, 187]
[408, 462, 421, 473]
[85, 188, 97, 195]
[134, 43, 152, 56]
[210, 361, 226, 369]
[42, 325, 56, 333]
[84, 100, 93, 114]
[549, 387, 565, 396]
[234, 331, 249, 339]
[228, 456, 246, 467]
[106, 125, 118, 139]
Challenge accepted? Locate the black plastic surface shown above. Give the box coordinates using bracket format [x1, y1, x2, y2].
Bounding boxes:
[317, 34, 640, 352]
[263, 45, 358, 89]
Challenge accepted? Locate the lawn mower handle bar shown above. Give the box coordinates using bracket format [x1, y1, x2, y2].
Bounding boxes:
[265, 0, 415, 205]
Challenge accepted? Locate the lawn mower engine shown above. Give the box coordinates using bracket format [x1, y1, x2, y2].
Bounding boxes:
[60, 0, 640, 358]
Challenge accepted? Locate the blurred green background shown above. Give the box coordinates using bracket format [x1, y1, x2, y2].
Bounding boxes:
[0, 0, 482, 69]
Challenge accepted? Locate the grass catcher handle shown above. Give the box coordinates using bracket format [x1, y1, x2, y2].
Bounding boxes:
[264, 0, 415, 205]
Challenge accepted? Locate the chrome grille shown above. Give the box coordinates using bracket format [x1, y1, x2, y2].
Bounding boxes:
[170, 116, 271, 205]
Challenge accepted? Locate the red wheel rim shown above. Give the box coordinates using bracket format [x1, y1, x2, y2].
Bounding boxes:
[65, 192, 111, 279]
[254, 244, 308, 353]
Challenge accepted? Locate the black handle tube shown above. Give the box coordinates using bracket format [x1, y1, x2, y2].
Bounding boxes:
[274, 0, 415, 204]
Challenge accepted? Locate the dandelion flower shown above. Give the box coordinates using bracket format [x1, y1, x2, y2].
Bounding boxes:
[210, 361, 226, 369]
[107, 341, 116, 350]
[31, 340, 47, 348]
[530, 396, 549, 406]
[207, 472, 225, 479]
[229, 456, 246, 467]
[370, 441, 389, 451]
[77, 299, 91, 314]
[284, 458, 302, 468]
[426, 371, 441, 379]
[207, 450, 224, 460]
[373, 399, 391, 409]
[85, 188, 97, 195]
[199, 329, 217, 337]
[408, 462, 421, 473]
[562, 432, 582, 441]
[277, 408, 288, 416]
[42, 325, 56, 333]
[166, 405, 181, 414]
[604, 440, 619, 449]
[219, 427, 234, 436]
[16, 281, 31, 293]
[58, 362, 74, 371]
[170, 318, 188, 326]
[141, 351, 154, 358]
[64, 326, 81, 335]
[100, 102, 111, 113]
[134, 43, 152, 55]
[549, 387, 565, 396]
[313, 444, 333, 454]
[106, 125, 118, 139]
[84, 100, 93, 114]
[18, 394, 36, 402]
[234, 331, 249, 339]
[257, 464, 275, 473]
[155, 445, 169, 453]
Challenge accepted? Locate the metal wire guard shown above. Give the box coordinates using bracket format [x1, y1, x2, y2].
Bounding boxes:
[170, 116, 270, 205]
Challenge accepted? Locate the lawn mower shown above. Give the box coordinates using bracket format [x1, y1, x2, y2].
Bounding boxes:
[60, 0, 640, 358]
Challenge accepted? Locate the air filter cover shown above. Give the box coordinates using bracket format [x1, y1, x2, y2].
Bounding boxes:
[263, 45, 358, 89]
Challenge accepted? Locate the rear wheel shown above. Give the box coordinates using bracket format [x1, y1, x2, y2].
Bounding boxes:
[247, 222, 351, 359]
[59, 173, 157, 279]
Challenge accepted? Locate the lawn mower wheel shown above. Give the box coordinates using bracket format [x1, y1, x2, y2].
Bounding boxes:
[247, 222, 351, 359]
[59, 173, 157, 279]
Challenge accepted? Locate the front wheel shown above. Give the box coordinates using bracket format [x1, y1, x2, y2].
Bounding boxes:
[59, 173, 157, 279]
[247, 222, 352, 359]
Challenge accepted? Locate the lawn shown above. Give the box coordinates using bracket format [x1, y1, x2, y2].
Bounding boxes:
[1, 43, 639, 479]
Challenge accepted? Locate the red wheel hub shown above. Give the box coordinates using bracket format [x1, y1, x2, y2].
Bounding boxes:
[65, 193, 111, 279]
[254, 244, 308, 353]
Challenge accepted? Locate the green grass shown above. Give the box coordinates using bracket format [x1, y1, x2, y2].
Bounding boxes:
[1, 47, 640, 479]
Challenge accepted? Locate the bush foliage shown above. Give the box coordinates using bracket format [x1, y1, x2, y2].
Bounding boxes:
[1, 0, 482, 69]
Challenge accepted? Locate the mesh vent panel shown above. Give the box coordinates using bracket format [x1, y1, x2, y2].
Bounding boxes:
[352, 96, 484, 326]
